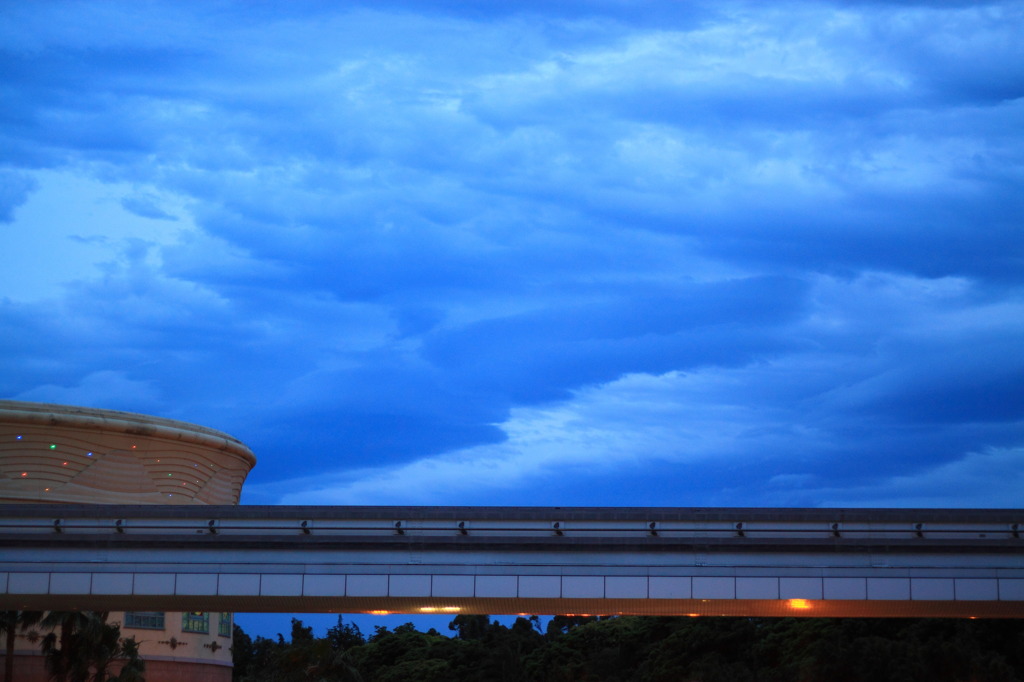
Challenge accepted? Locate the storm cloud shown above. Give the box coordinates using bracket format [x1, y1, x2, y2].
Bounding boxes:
[1, 0, 1022, 507]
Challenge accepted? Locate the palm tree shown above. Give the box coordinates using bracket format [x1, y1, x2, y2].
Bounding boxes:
[39, 611, 133, 682]
[108, 637, 144, 682]
[41, 611, 89, 682]
[1, 611, 44, 682]
[38, 611, 145, 682]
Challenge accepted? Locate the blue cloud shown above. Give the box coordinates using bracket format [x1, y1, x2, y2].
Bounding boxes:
[1, 0, 1022, 508]
[121, 194, 178, 221]
[0, 170, 37, 222]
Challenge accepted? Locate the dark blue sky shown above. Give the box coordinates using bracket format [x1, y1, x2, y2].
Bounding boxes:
[2, 0, 1023, 516]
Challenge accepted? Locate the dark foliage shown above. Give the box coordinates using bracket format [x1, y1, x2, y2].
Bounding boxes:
[29, 611, 144, 682]
[234, 615, 1024, 682]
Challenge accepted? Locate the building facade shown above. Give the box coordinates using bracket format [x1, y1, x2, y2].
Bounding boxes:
[0, 400, 257, 682]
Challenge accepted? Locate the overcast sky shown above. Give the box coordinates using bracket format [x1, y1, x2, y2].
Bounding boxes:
[2, 0, 1023, 514]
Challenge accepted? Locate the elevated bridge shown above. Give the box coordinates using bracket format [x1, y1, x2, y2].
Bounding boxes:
[2, 505, 1022, 618]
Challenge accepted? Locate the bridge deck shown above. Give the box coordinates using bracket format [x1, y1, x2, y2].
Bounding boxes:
[2, 505, 1022, 618]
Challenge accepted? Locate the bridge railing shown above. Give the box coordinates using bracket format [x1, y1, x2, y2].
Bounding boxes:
[0, 504, 1020, 543]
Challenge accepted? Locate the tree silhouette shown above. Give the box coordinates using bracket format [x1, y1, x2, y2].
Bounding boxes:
[38, 611, 142, 682]
[1, 611, 43, 682]
[232, 616, 1024, 682]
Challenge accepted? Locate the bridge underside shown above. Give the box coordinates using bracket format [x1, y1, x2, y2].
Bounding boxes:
[9, 594, 1024, 619]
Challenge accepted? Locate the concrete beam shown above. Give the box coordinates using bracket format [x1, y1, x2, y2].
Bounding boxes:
[3, 505, 1022, 618]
